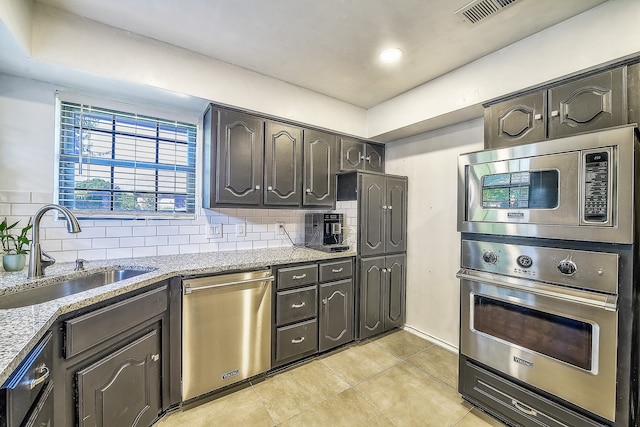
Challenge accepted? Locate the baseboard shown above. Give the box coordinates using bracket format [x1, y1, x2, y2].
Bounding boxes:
[402, 325, 459, 354]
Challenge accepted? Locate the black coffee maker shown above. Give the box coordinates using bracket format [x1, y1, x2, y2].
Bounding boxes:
[304, 213, 349, 252]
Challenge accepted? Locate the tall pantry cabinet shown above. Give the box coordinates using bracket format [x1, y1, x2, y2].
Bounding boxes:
[337, 171, 408, 340]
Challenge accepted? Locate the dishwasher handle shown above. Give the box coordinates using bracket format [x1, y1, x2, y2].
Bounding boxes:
[184, 275, 274, 295]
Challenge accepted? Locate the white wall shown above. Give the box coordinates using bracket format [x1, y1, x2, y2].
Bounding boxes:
[385, 119, 483, 348]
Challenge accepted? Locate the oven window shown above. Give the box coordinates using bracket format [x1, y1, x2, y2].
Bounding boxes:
[473, 295, 592, 370]
[481, 170, 559, 209]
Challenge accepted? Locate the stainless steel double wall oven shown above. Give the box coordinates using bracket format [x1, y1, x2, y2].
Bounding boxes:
[457, 125, 639, 426]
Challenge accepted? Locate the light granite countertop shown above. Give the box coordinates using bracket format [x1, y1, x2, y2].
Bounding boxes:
[0, 246, 355, 386]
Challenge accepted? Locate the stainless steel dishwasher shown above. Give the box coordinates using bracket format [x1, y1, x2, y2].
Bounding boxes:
[182, 269, 274, 402]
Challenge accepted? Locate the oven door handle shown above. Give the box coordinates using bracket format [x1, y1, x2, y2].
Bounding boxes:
[456, 269, 617, 311]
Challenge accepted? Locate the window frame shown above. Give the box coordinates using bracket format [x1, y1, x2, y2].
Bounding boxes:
[55, 94, 199, 219]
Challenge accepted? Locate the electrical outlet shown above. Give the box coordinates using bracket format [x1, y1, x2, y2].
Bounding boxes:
[236, 223, 246, 237]
[276, 222, 284, 235]
[207, 224, 223, 239]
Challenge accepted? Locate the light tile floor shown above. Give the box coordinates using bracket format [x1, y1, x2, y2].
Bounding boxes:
[155, 330, 506, 426]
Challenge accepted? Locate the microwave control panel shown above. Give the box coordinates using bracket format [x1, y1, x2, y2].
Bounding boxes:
[583, 150, 610, 223]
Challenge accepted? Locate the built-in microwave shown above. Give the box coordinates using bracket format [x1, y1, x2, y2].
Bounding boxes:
[457, 125, 637, 244]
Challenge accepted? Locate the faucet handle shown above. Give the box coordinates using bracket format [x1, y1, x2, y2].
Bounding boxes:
[40, 250, 55, 269]
[75, 258, 86, 271]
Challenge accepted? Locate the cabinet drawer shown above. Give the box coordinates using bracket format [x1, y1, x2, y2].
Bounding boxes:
[276, 286, 317, 325]
[275, 319, 318, 363]
[1, 332, 53, 427]
[64, 285, 167, 358]
[277, 265, 318, 289]
[319, 259, 352, 282]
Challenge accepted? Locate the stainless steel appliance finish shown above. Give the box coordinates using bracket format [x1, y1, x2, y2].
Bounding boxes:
[458, 239, 619, 421]
[457, 125, 636, 243]
[182, 270, 273, 402]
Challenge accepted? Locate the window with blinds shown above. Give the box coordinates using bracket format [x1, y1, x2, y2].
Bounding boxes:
[57, 100, 197, 218]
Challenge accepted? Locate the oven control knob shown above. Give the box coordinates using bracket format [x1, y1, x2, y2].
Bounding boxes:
[516, 255, 533, 268]
[482, 251, 498, 264]
[557, 260, 577, 276]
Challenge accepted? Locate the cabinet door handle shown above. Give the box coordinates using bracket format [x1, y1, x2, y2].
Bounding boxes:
[331, 268, 343, 273]
[151, 354, 160, 362]
[382, 205, 388, 210]
[306, 188, 312, 193]
[292, 274, 307, 280]
[291, 337, 305, 344]
[291, 302, 306, 309]
[29, 364, 50, 390]
[382, 268, 388, 273]
[322, 298, 328, 305]
[550, 110, 559, 118]
[388, 205, 392, 210]
[534, 113, 543, 120]
[255, 185, 261, 190]
[267, 186, 273, 191]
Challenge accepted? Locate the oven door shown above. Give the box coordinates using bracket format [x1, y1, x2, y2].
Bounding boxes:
[458, 270, 618, 422]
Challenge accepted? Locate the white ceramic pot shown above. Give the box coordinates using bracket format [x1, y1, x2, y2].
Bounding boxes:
[3, 254, 26, 272]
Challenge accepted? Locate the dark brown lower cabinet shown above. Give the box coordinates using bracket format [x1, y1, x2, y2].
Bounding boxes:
[359, 254, 406, 340]
[319, 279, 353, 352]
[76, 329, 161, 427]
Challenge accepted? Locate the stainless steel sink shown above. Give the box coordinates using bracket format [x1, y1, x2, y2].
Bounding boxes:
[0, 269, 151, 309]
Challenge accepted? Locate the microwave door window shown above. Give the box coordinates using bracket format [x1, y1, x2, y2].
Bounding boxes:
[481, 170, 559, 210]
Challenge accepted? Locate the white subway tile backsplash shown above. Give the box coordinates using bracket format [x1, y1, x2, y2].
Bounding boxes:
[92, 238, 120, 249]
[107, 248, 134, 259]
[132, 226, 157, 237]
[0, 193, 353, 261]
[77, 249, 107, 260]
[106, 227, 133, 238]
[120, 237, 146, 247]
[145, 236, 169, 246]
[0, 191, 30, 203]
[157, 245, 180, 256]
[62, 239, 92, 251]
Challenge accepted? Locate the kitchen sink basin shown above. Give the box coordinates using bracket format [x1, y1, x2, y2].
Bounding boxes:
[0, 268, 151, 309]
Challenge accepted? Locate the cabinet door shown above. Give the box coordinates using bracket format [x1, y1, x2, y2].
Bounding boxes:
[385, 177, 407, 254]
[215, 109, 264, 205]
[319, 279, 353, 352]
[340, 137, 365, 171]
[548, 67, 626, 139]
[384, 255, 405, 331]
[264, 121, 302, 206]
[303, 130, 337, 207]
[364, 143, 385, 172]
[484, 92, 546, 149]
[77, 330, 161, 427]
[359, 257, 385, 339]
[359, 173, 385, 256]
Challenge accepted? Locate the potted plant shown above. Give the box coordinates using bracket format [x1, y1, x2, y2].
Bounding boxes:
[0, 218, 32, 272]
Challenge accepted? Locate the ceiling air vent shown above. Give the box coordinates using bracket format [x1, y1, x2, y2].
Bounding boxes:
[455, 0, 521, 25]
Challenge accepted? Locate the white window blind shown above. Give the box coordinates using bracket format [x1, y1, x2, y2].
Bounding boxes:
[57, 99, 197, 218]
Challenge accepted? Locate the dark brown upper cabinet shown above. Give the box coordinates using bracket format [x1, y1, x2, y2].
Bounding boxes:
[302, 129, 337, 208]
[485, 67, 627, 149]
[340, 137, 385, 173]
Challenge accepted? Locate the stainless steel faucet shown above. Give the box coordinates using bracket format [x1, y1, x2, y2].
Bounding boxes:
[28, 204, 82, 278]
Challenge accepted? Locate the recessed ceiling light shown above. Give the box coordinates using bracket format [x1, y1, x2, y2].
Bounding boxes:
[379, 48, 403, 63]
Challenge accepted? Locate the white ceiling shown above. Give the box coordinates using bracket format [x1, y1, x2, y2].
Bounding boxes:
[32, 0, 608, 109]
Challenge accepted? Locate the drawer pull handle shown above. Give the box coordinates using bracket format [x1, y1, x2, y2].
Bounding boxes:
[291, 302, 306, 309]
[512, 399, 537, 417]
[29, 364, 50, 390]
[331, 268, 344, 273]
[291, 337, 305, 344]
[151, 354, 160, 362]
[292, 274, 307, 280]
